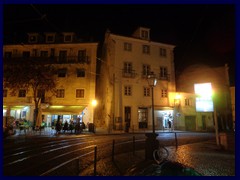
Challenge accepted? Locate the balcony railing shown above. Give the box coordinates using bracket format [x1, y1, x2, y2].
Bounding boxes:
[122, 69, 136, 78]
[158, 74, 170, 81]
[3, 56, 90, 64]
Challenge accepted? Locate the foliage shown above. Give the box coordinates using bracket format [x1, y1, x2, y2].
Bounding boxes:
[3, 59, 57, 125]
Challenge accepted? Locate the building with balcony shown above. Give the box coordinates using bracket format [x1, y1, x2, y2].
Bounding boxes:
[95, 27, 176, 132]
[3, 32, 98, 127]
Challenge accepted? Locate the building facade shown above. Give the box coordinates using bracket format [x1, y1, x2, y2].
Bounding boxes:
[3, 32, 98, 127]
[176, 64, 233, 131]
[95, 27, 176, 132]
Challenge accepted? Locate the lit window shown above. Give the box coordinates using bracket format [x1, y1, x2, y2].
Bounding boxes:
[18, 90, 26, 97]
[76, 89, 84, 98]
[143, 87, 150, 97]
[124, 86, 132, 96]
[56, 89, 65, 98]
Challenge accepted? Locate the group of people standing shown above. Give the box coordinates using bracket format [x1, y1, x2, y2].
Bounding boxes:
[55, 118, 86, 134]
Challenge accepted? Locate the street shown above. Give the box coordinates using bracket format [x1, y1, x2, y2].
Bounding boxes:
[3, 131, 235, 176]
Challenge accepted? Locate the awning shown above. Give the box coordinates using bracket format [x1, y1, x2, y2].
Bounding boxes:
[153, 106, 174, 111]
[42, 105, 86, 115]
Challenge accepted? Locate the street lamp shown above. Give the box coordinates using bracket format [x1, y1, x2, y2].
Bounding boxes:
[145, 72, 159, 160]
[147, 72, 157, 133]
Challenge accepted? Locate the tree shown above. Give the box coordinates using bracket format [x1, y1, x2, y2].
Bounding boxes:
[3, 59, 57, 128]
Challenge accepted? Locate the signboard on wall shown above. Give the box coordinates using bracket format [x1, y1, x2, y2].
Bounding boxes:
[194, 83, 214, 112]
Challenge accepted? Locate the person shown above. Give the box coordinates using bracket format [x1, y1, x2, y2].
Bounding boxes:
[55, 119, 62, 134]
[63, 121, 69, 133]
[168, 120, 172, 131]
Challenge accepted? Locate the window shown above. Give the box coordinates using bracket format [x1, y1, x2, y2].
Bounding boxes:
[64, 35, 72, 42]
[143, 87, 150, 97]
[40, 51, 48, 57]
[76, 89, 84, 98]
[56, 89, 65, 98]
[78, 50, 87, 62]
[160, 48, 167, 57]
[46, 35, 55, 43]
[160, 66, 168, 80]
[58, 68, 67, 77]
[28, 35, 37, 43]
[124, 42, 132, 51]
[4, 52, 12, 59]
[141, 30, 149, 40]
[18, 90, 26, 97]
[22, 51, 30, 58]
[124, 62, 132, 73]
[185, 98, 193, 106]
[3, 89, 7, 97]
[142, 45, 150, 54]
[59, 51, 67, 63]
[76, 69, 85, 77]
[161, 89, 168, 98]
[124, 86, 132, 96]
[32, 49, 38, 57]
[143, 64, 150, 76]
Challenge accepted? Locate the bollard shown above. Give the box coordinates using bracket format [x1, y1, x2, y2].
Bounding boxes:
[133, 136, 135, 155]
[175, 132, 178, 149]
[94, 146, 97, 176]
[112, 140, 115, 161]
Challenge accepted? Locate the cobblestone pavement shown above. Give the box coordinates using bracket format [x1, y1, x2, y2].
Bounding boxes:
[81, 139, 235, 176]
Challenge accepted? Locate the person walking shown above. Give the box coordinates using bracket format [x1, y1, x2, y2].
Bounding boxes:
[168, 120, 172, 131]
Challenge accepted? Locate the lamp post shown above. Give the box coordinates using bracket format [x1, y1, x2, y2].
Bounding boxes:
[145, 72, 159, 160]
[147, 72, 157, 133]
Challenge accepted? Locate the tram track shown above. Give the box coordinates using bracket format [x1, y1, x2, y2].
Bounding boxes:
[3, 134, 146, 176]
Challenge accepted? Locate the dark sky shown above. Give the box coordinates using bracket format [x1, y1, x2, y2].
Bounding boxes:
[3, 4, 235, 85]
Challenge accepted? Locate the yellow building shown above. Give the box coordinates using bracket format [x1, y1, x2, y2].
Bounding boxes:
[96, 27, 176, 132]
[3, 32, 98, 127]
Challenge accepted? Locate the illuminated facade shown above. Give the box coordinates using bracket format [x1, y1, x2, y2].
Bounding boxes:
[176, 64, 233, 131]
[96, 27, 176, 132]
[3, 32, 98, 127]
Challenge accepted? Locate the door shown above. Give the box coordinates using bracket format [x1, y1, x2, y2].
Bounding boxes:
[185, 116, 196, 131]
[202, 115, 206, 130]
[124, 107, 131, 130]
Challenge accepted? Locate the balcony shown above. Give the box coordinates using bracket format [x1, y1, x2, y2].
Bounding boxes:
[158, 74, 170, 81]
[3, 56, 90, 65]
[122, 69, 136, 78]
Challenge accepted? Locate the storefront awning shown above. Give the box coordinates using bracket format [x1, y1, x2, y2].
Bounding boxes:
[154, 106, 174, 111]
[42, 105, 86, 115]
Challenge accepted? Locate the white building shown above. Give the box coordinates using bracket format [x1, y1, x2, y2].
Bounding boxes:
[95, 27, 176, 132]
[3, 32, 98, 127]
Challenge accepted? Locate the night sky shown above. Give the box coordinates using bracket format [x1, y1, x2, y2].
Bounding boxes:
[3, 4, 235, 86]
